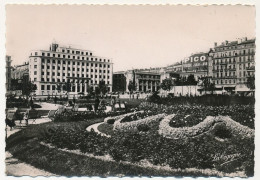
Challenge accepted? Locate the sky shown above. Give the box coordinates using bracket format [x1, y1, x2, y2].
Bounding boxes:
[6, 5, 255, 72]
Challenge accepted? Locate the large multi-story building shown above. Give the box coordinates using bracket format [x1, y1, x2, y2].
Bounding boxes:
[29, 43, 113, 97]
[210, 37, 255, 93]
[6, 56, 12, 93]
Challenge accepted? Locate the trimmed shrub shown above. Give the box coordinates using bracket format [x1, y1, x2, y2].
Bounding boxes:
[137, 124, 150, 132]
[106, 119, 115, 124]
[214, 127, 232, 139]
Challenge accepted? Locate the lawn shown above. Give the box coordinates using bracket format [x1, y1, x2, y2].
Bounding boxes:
[97, 123, 114, 136]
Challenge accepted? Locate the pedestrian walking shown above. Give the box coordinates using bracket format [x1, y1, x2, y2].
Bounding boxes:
[110, 97, 115, 111]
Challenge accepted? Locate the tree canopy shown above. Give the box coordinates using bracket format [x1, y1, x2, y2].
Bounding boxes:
[247, 75, 255, 90]
[98, 79, 108, 95]
[128, 80, 136, 93]
[160, 78, 174, 91]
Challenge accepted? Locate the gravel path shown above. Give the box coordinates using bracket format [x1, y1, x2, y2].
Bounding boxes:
[5, 117, 56, 177]
[86, 122, 111, 137]
[5, 152, 56, 177]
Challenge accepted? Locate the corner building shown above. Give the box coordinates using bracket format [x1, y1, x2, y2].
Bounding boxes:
[29, 43, 113, 97]
[210, 38, 255, 93]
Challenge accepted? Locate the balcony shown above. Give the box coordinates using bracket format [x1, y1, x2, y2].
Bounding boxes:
[247, 66, 255, 71]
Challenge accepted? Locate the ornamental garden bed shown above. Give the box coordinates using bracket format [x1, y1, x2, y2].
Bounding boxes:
[6, 102, 255, 177]
[158, 115, 254, 140]
[113, 113, 166, 132]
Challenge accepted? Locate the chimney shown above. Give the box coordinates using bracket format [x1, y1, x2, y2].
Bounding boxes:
[51, 43, 59, 52]
[242, 37, 247, 42]
[214, 42, 217, 47]
[237, 38, 242, 44]
[225, 40, 228, 45]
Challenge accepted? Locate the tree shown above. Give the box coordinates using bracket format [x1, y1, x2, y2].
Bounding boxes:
[11, 79, 22, 91]
[95, 87, 101, 96]
[187, 74, 197, 85]
[160, 78, 174, 92]
[247, 75, 255, 91]
[87, 85, 94, 96]
[99, 79, 108, 96]
[56, 83, 62, 92]
[128, 80, 137, 99]
[187, 74, 197, 96]
[63, 80, 71, 99]
[247, 75, 255, 96]
[22, 80, 37, 98]
[200, 77, 215, 95]
[128, 80, 136, 93]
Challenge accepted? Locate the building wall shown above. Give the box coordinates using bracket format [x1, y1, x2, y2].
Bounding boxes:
[113, 70, 161, 93]
[164, 52, 211, 81]
[29, 43, 113, 97]
[11, 63, 29, 79]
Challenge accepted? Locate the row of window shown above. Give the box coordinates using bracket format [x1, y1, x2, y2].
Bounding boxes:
[214, 71, 236, 78]
[40, 82, 111, 90]
[60, 49, 92, 55]
[215, 79, 236, 84]
[40, 73, 110, 79]
[40, 77, 110, 84]
[215, 43, 255, 51]
[213, 48, 255, 58]
[215, 78, 249, 85]
[139, 75, 160, 79]
[40, 66, 110, 73]
[40, 87, 112, 95]
[213, 55, 254, 64]
[41, 59, 111, 67]
[39, 52, 110, 62]
[213, 63, 253, 71]
[214, 70, 254, 78]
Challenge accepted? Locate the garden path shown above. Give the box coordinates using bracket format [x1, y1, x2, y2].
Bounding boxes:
[5, 152, 56, 177]
[35, 102, 61, 110]
[86, 122, 111, 137]
[5, 117, 55, 177]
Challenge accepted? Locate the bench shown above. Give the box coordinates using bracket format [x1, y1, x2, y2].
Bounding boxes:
[27, 109, 40, 124]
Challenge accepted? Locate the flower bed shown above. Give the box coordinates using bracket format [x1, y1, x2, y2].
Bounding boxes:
[54, 110, 129, 122]
[103, 111, 144, 124]
[37, 122, 254, 175]
[113, 113, 166, 132]
[159, 115, 254, 139]
[138, 102, 255, 129]
[214, 116, 254, 138]
[169, 113, 207, 128]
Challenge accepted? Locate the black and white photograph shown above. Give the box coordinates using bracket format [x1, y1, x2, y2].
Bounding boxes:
[2, 2, 258, 178]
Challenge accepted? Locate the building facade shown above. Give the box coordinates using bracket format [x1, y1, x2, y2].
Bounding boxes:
[210, 37, 255, 94]
[164, 52, 212, 81]
[6, 56, 12, 93]
[29, 43, 113, 97]
[113, 68, 162, 93]
[11, 62, 29, 79]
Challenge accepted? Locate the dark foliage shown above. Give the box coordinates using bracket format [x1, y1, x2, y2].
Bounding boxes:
[137, 124, 150, 132]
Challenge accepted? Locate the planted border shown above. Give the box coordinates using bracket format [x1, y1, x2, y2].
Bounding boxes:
[113, 113, 166, 132]
[104, 111, 144, 123]
[158, 115, 254, 139]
